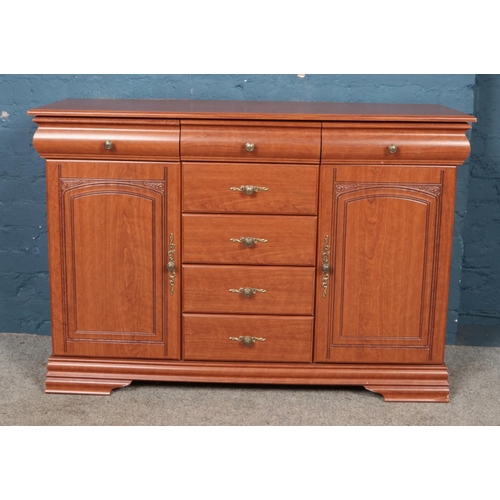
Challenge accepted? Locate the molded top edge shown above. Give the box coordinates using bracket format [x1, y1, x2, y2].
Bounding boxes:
[27, 98, 477, 123]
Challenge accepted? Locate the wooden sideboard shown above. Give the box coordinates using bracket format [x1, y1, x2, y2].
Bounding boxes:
[28, 99, 475, 402]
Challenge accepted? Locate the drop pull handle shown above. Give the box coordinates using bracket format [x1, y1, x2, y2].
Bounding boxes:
[230, 185, 268, 195]
[229, 287, 266, 298]
[230, 237, 268, 248]
[229, 336, 266, 346]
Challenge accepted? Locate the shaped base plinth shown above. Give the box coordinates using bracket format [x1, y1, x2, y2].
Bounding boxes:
[365, 384, 449, 402]
[46, 377, 132, 396]
[46, 356, 449, 402]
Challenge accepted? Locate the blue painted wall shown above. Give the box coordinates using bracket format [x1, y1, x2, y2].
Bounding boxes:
[0, 74, 475, 341]
[459, 75, 500, 326]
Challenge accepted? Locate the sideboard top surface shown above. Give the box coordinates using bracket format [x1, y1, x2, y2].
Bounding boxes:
[28, 98, 476, 123]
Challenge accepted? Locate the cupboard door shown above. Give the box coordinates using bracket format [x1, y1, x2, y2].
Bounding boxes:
[315, 165, 456, 364]
[46, 161, 180, 359]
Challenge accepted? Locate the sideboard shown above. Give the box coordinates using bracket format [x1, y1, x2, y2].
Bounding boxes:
[28, 99, 475, 402]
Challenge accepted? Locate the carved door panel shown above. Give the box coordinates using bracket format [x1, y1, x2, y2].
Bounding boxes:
[315, 165, 456, 364]
[46, 161, 181, 359]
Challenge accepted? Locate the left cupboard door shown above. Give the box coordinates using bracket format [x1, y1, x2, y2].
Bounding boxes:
[46, 161, 181, 359]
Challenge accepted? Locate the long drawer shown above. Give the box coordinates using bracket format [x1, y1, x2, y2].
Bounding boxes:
[32, 120, 180, 160]
[322, 122, 471, 164]
[183, 314, 313, 362]
[182, 214, 317, 266]
[182, 163, 319, 215]
[181, 120, 321, 163]
[182, 265, 315, 315]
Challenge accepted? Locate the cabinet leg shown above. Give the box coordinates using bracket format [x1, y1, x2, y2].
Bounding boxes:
[46, 377, 132, 396]
[364, 385, 450, 403]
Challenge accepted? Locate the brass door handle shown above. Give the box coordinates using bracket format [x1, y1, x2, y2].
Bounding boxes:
[230, 185, 269, 195]
[167, 233, 176, 295]
[103, 140, 113, 150]
[388, 144, 398, 154]
[245, 142, 255, 152]
[229, 336, 266, 346]
[322, 235, 331, 298]
[230, 237, 268, 247]
[229, 287, 266, 298]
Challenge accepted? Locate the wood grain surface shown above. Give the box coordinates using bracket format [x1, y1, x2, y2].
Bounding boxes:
[182, 162, 319, 215]
[181, 120, 321, 163]
[182, 265, 315, 315]
[30, 98, 474, 401]
[183, 314, 313, 362]
[182, 214, 317, 266]
[315, 165, 456, 364]
[29, 98, 476, 123]
[45, 355, 450, 401]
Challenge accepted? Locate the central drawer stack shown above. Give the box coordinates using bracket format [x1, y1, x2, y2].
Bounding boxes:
[180, 120, 322, 362]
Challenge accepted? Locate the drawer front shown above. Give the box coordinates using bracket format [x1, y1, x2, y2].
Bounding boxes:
[322, 123, 471, 164]
[182, 163, 318, 215]
[182, 265, 315, 315]
[182, 214, 317, 266]
[33, 121, 180, 160]
[181, 120, 321, 163]
[183, 314, 313, 362]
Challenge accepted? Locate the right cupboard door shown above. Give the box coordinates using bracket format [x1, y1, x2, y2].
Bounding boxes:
[314, 165, 457, 364]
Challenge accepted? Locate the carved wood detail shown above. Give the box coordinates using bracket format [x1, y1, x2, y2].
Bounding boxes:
[30, 99, 474, 402]
[335, 182, 441, 195]
[58, 171, 167, 352]
[60, 178, 165, 192]
[314, 168, 450, 365]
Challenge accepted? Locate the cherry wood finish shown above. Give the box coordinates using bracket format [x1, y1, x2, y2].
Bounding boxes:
[33, 118, 179, 161]
[182, 214, 317, 266]
[315, 165, 456, 365]
[29, 98, 476, 123]
[322, 122, 472, 165]
[45, 161, 181, 359]
[30, 99, 475, 402]
[45, 356, 450, 401]
[182, 265, 315, 315]
[182, 163, 319, 215]
[181, 120, 321, 163]
[183, 314, 313, 362]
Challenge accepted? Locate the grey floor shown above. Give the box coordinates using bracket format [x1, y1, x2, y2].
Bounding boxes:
[1, 332, 499, 425]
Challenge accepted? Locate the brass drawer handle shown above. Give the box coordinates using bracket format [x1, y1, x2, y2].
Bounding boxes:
[229, 336, 266, 346]
[230, 185, 269, 195]
[388, 144, 398, 154]
[229, 287, 266, 298]
[103, 140, 113, 150]
[230, 236, 268, 248]
[245, 141, 255, 152]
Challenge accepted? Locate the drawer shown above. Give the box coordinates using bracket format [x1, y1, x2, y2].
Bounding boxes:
[183, 314, 313, 362]
[182, 265, 315, 315]
[182, 214, 317, 266]
[182, 163, 318, 215]
[322, 123, 472, 164]
[32, 120, 180, 160]
[181, 120, 321, 163]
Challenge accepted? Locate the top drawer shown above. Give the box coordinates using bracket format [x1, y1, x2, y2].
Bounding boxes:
[322, 122, 472, 165]
[181, 120, 321, 163]
[32, 119, 180, 160]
